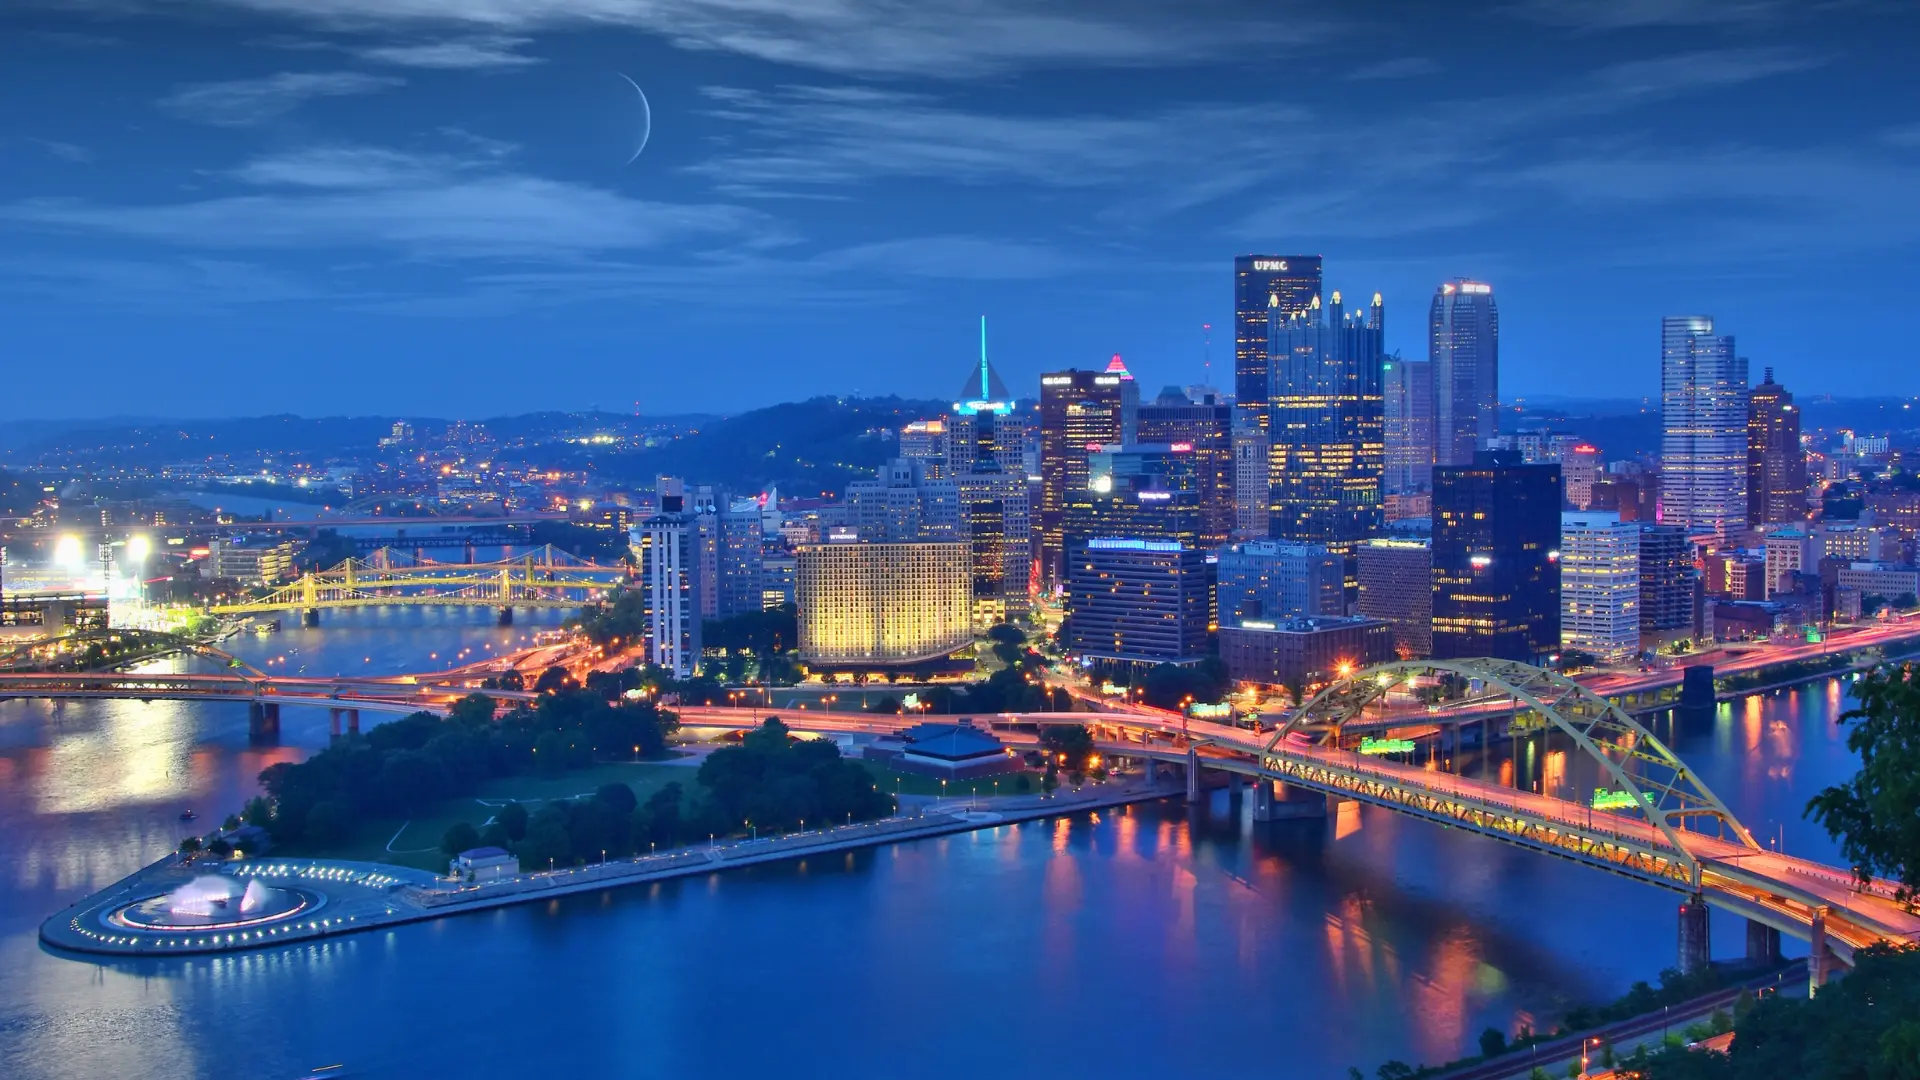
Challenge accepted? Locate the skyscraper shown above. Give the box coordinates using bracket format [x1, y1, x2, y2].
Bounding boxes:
[1234, 255, 1323, 434]
[1038, 365, 1135, 586]
[1429, 279, 1499, 467]
[1136, 387, 1234, 550]
[1559, 511, 1641, 664]
[1216, 541, 1344, 623]
[1265, 290, 1386, 552]
[795, 539, 972, 666]
[1637, 523, 1695, 648]
[635, 478, 702, 678]
[1383, 356, 1435, 495]
[897, 418, 949, 479]
[714, 497, 767, 618]
[1431, 451, 1561, 662]
[1748, 367, 1807, 529]
[843, 459, 960, 541]
[1660, 315, 1749, 539]
[1231, 427, 1269, 540]
[1357, 537, 1432, 658]
[1066, 539, 1212, 669]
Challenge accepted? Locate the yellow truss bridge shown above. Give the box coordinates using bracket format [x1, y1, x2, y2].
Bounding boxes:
[209, 545, 626, 621]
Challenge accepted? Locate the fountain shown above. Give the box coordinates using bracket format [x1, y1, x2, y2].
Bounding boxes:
[111, 872, 314, 932]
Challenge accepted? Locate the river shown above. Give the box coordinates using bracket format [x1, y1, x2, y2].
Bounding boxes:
[0, 613, 1867, 1080]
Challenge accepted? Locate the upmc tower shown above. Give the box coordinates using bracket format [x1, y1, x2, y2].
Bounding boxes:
[1234, 254, 1324, 433]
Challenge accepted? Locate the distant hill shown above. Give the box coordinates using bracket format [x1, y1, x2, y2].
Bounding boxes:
[594, 396, 948, 496]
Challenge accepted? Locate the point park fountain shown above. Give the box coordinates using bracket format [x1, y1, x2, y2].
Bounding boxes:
[110, 873, 316, 933]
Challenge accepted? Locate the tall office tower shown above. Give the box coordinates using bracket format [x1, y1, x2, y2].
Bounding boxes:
[1429, 279, 1499, 466]
[1066, 539, 1212, 669]
[1356, 537, 1432, 658]
[1383, 357, 1435, 495]
[1137, 387, 1234, 549]
[689, 484, 723, 619]
[898, 419, 949, 480]
[1265, 290, 1386, 551]
[1559, 511, 1641, 663]
[1431, 451, 1561, 662]
[1233, 254, 1324, 434]
[1660, 315, 1749, 539]
[1063, 446, 1205, 555]
[1215, 541, 1344, 623]
[714, 497, 767, 617]
[1636, 523, 1694, 649]
[1039, 366, 1135, 585]
[843, 459, 960, 541]
[636, 479, 703, 677]
[795, 538, 972, 665]
[1231, 427, 1270, 539]
[954, 466, 1032, 625]
[1747, 367, 1807, 529]
[945, 317, 1032, 477]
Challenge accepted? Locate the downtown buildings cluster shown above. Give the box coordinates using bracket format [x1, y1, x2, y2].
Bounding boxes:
[623, 255, 1920, 698]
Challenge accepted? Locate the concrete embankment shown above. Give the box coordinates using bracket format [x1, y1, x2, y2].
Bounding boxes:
[43, 780, 1182, 960]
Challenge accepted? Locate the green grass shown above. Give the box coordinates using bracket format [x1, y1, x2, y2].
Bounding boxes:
[863, 767, 1045, 799]
[273, 759, 697, 872]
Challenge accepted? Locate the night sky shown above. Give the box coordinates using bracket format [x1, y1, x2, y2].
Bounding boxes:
[1, 1, 1915, 419]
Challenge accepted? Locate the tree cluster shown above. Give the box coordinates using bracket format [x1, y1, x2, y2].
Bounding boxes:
[255, 689, 676, 848]
[1807, 663, 1920, 904]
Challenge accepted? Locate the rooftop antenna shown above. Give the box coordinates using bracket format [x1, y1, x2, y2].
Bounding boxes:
[1201, 322, 1212, 385]
[979, 315, 991, 401]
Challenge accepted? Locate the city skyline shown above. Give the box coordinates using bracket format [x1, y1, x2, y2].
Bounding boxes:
[2, 3, 1918, 418]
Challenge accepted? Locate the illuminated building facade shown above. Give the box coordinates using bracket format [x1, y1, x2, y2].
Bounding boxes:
[1431, 451, 1561, 662]
[1356, 537, 1432, 658]
[1215, 541, 1344, 623]
[1747, 367, 1807, 529]
[1136, 388, 1234, 550]
[955, 467, 1031, 625]
[636, 479, 703, 678]
[1217, 616, 1393, 691]
[796, 540, 972, 665]
[1384, 356, 1434, 495]
[844, 459, 960, 541]
[715, 497, 767, 617]
[1265, 290, 1386, 552]
[1231, 427, 1269, 539]
[1039, 364, 1136, 586]
[1429, 279, 1499, 467]
[1559, 511, 1641, 663]
[898, 418, 949, 479]
[1065, 538, 1211, 668]
[1234, 254, 1323, 434]
[1660, 315, 1749, 539]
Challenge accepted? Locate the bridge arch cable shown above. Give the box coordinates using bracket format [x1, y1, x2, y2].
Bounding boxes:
[1262, 658, 1761, 878]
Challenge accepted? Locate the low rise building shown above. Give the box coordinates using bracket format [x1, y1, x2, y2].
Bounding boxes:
[450, 847, 519, 882]
[1217, 616, 1393, 693]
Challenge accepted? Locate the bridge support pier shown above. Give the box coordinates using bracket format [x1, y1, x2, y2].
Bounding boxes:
[1251, 780, 1327, 822]
[1808, 908, 1834, 995]
[1744, 919, 1782, 966]
[347, 708, 360, 737]
[330, 708, 342, 742]
[301, 608, 320, 627]
[330, 707, 362, 742]
[1679, 664, 1716, 724]
[248, 701, 280, 743]
[498, 607, 514, 627]
[1678, 894, 1711, 976]
[1228, 772, 1244, 802]
[1184, 746, 1200, 802]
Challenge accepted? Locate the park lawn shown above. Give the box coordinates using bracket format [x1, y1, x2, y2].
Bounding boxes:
[272, 759, 698, 873]
[863, 767, 1046, 800]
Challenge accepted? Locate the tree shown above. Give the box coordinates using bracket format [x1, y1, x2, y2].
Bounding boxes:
[178, 836, 202, 855]
[1478, 1028, 1508, 1058]
[441, 822, 481, 857]
[497, 801, 529, 841]
[1376, 1062, 1414, 1080]
[533, 731, 568, 778]
[517, 805, 573, 869]
[594, 782, 638, 818]
[1038, 724, 1096, 772]
[1805, 664, 1920, 903]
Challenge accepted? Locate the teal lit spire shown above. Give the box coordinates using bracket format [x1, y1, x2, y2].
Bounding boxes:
[954, 313, 1012, 415]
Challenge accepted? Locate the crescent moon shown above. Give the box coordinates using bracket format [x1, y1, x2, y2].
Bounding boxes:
[617, 72, 651, 165]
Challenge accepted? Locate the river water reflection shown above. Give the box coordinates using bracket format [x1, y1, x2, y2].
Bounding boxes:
[0, 616, 1866, 1079]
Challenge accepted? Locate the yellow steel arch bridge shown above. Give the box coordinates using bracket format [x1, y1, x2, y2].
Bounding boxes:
[208, 545, 626, 616]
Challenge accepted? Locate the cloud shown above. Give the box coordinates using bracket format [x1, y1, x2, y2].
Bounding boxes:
[228, 145, 460, 188]
[0, 172, 768, 260]
[159, 71, 404, 126]
[112, 0, 1338, 77]
[353, 35, 543, 69]
[1345, 56, 1440, 81]
[31, 140, 94, 163]
[1882, 123, 1920, 148]
[1505, 0, 1797, 30]
[0, 255, 326, 308]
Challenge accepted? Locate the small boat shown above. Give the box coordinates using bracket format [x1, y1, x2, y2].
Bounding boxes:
[297, 1066, 348, 1080]
[179, 809, 197, 821]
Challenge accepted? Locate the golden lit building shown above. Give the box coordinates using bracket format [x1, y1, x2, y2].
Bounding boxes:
[796, 540, 972, 665]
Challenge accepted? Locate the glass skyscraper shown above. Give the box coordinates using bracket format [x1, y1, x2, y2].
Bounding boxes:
[1038, 364, 1136, 587]
[1234, 255, 1323, 434]
[1431, 451, 1561, 663]
[1265, 290, 1386, 552]
[1383, 356, 1434, 495]
[1429, 279, 1499, 467]
[1747, 366, 1806, 529]
[1659, 315, 1749, 539]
